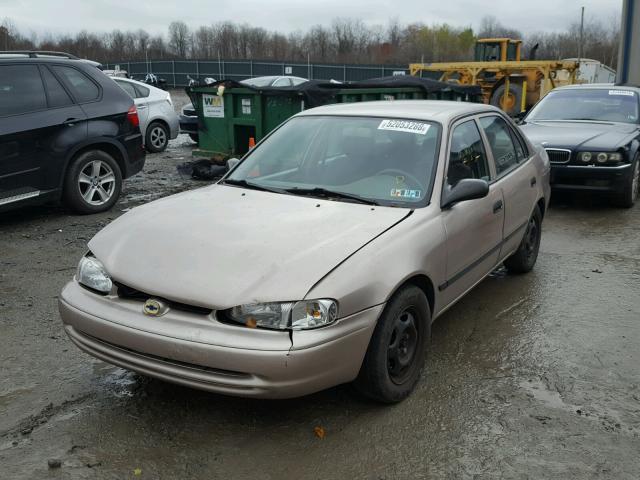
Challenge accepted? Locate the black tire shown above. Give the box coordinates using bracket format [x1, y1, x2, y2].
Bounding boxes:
[612, 155, 639, 208]
[63, 150, 122, 214]
[145, 121, 169, 153]
[490, 83, 523, 115]
[354, 285, 431, 403]
[189, 133, 199, 144]
[504, 205, 542, 274]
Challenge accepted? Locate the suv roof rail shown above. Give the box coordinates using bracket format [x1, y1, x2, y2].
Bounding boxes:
[0, 50, 80, 59]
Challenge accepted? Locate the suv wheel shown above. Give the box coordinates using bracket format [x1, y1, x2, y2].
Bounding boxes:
[613, 155, 639, 208]
[354, 285, 430, 403]
[63, 150, 122, 214]
[146, 122, 169, 153]
[504, 205, 542, 274]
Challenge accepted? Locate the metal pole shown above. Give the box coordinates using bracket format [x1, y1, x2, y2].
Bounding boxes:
[578, 6, 584, 66]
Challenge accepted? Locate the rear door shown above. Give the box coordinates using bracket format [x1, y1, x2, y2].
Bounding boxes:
[0, 63, 86, 204]
[478, 114, 538, 258]
[439, 118, 505, 306]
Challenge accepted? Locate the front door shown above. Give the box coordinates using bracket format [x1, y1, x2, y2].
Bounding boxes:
[439, 118, 505, 307]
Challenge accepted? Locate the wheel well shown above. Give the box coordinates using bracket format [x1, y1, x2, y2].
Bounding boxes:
[398, 275, 435, 316]
[147, 118, 169, 135]
[537, 197, 546, 220]
[65, 143, 126, 181]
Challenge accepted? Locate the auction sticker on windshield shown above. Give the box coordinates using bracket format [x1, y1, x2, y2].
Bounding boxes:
[378, 119, 430, 135]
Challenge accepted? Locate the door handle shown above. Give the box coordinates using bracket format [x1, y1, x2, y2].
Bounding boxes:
[530, 177, 537, 187]
[493, 200, 503, 213]
[137, 105, 148, 110]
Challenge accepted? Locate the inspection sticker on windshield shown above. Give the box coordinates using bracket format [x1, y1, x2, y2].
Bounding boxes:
[378, 119, 430, 135]
[391, 189, 421, 199]
[609, 90, 635, 96]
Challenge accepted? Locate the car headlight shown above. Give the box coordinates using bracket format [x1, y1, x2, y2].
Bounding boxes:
[579, 151, 623, 163]
[224, 299, 338, 330]
[77, 255, 112, 294]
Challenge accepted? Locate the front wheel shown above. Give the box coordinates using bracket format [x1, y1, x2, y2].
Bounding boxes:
[354, 285, 430, 403]
[63, 150, 122, 214]
[146, 121, 169, 153]
[504, 205, 542, 274]
[612, 156, 639, 208]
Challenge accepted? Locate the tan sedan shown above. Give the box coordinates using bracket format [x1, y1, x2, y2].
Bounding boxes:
[59, 101, 550, 403]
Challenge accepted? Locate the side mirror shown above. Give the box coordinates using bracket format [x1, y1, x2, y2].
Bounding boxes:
[442, 178, 489, 209]
[226, 157, 240, 171]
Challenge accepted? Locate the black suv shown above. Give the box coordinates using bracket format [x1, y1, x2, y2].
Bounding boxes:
[0, 51, 145, 214]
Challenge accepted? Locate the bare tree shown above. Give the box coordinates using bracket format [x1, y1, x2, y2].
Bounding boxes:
[168, 21, 191, 58]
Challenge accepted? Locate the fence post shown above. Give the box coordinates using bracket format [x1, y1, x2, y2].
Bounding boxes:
[196, 60, 199, 79]
[250, 60, 253, 77]
[282, 62, 285, 75]
[172, 60, 176, 87]
[343, 65, 346, 81]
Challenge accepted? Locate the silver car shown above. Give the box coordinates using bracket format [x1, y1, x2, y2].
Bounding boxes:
[112, 77, 179, 153]
[59, 101, 550, 403]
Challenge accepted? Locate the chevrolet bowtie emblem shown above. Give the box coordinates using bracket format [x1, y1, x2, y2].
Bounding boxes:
[143, 298, 166, 316]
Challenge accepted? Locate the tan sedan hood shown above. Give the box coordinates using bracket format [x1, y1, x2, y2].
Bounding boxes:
[89, 185, 410, 309]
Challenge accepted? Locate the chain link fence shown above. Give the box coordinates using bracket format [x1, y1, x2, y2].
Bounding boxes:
[102, 59, 433, 87]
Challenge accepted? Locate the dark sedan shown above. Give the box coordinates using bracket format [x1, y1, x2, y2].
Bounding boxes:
[520, 84, 640, 207]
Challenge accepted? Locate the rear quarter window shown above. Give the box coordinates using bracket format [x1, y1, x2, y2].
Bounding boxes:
[51, 65, 100, 103]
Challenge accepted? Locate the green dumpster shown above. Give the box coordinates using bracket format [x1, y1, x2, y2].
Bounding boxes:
[188, 78, 481, 160]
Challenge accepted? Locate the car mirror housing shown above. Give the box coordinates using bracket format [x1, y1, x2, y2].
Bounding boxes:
[227, 157, 241, 171]
[442, 178, 490, 209]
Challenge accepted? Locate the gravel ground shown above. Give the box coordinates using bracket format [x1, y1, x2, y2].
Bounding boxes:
[1, 93, 639, 478]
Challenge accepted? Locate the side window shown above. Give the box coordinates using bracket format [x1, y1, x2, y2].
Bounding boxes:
[446, 120, 490, 188]
[115, 80, 137, 99]
[479, 116, 518, 175]
[0, 64, 47, 116]
[134, 84, 150, 98]
[273, 77, 291, 87]
[510, 127, 529, 162]
[41, 66, 73, 108]
[51, 66, 100, 103]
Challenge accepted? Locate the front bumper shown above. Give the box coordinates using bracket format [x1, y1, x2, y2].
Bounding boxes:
[179, 115, 198, 135]
[550, 163, 632, 193]
[59, 281, 381, 399]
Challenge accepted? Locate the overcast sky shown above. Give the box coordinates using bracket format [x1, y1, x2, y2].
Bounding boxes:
[1, 0, 623, 38]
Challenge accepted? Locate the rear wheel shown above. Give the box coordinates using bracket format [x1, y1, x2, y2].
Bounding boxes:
[612, 156, 639, 208]
[490, 83, 523, 115]
[146, 121, 169, 153]
[63, 150, 122, 214]
[354, 285, 430, 403]
[504, 205, 542, 274]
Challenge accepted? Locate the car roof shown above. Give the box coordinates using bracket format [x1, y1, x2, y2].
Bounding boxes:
[297, 100, 499, 122]
[553, 83, 640, 93]
[111, 76, 165, 94]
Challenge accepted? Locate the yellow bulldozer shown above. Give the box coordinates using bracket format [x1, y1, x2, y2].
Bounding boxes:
[409, 38, 580, 115]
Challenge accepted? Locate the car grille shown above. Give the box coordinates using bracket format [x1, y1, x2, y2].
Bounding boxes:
[545, 148, 571, 164]
[115, 282, 213, 316]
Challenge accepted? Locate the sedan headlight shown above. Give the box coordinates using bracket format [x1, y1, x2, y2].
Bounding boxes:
[77, 255, 112, 294]
[579, 151, 623, 163]
[225, 299, 338, 330]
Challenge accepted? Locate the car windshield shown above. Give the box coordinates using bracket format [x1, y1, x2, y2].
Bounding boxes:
[526, 88, 639, 124]
[241, 76, 278, 87]
[225, 115, 441, 207]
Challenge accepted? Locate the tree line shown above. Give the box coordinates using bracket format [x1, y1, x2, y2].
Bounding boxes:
[0, 15, 620, 69]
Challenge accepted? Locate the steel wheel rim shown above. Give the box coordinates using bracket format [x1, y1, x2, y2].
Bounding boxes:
[78, 160, 115, 206]
[150, 126, 167, 148]
[387, 308, 419, 385]
[632, 161, 639, 202]
[523, 216, 539, 260]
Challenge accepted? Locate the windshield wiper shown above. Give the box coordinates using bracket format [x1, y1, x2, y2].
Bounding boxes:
[285, 187, 380, 205]
[221, 178, 287, 194]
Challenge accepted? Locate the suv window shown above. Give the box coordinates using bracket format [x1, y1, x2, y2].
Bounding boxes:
[479, 116, 518, 175]
[41, 66, 73, 108]
[52, 65, 100, 103]
[446, 120, 490, 187]
[0, 64, 47, 116]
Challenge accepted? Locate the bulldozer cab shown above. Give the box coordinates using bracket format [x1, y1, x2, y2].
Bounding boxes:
[474, 38, 522, 62]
